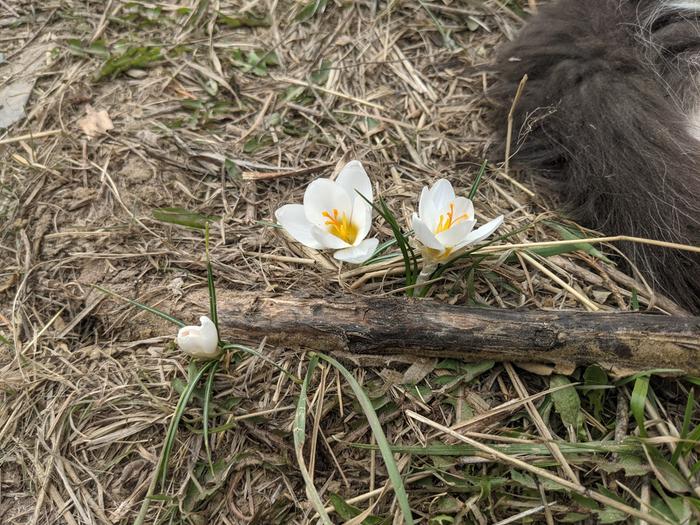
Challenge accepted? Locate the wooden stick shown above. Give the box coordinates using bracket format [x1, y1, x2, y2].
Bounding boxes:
[219, 294, 700, 374]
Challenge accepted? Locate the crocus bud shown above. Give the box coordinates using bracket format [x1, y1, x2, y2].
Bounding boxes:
[176, 316, 219, 359]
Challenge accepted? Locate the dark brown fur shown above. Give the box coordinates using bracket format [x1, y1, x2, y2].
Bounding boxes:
[488, 0, 700, 313]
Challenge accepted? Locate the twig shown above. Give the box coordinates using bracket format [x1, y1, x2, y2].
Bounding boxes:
[242, 162, 333, 181]
[0, 129, 62, 145]
[504, 75, 528, 174]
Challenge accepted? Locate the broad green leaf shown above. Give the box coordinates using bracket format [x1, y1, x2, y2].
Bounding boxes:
[327, 493, 384, 524]
[153, 207, 220, 230]
[644, 445, 692, 494]
[98, 46, 161, 79]
[310, 59, 332, 85]
[550, 375, 580, 427]
[630, 375, 650, 437]
[296, 0, 328, 21]
[583, 365, 608, 419]
[243, 135, 273, 153]
[596, 508, 627, 524]
[66, 38, 110, 58]
[559, 512, 589, 523]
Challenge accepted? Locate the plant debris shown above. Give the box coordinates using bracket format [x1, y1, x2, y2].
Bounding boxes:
[1, 1, 697, 524]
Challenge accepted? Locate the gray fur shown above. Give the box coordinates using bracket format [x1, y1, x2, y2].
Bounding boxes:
[489, 0, 700, 312]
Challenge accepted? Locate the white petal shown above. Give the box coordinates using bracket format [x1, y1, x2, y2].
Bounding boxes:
[303, 178, 352, 228]
[177, 316, 219, 359]
[335, 160, 372, 205]
[418, 186, 439, 231]
[435, 219, 476, 248]
[411, 214, 443, 250]
[311, 225, 351, 249]
[418, 187, 428, 218]
[452, 197, 474, 222]
[457, 215, 505, 248]
[333, 238, 380, 264]
[275, 204, 323, 249]
[428, 179, 455, 213]
[350, 196, 372, 245]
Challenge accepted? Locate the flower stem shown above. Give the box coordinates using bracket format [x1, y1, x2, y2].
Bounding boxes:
[416, 259, 438, 296]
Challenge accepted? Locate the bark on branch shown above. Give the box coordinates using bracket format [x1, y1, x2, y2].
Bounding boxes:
[219, 294, 700, 374]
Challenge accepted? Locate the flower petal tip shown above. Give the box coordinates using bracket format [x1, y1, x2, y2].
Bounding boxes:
[333, 237, 379, 264]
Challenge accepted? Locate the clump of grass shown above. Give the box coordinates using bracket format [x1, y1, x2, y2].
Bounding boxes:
[97, 45, 162, 79]
[104, 223, 417, 524]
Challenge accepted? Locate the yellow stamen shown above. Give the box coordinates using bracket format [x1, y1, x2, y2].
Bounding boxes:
[434, 203, 469, 234]
[322, 209, 358, 244]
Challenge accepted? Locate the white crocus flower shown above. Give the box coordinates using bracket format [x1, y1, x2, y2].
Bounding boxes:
[275, 160, 379, 264]
[176, 316, 219, 359]
[411, 179, 504, 261]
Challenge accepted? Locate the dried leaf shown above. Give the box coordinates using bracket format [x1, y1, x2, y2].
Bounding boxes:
[0, 44, 49, 128]
[77, 105, 114, 139]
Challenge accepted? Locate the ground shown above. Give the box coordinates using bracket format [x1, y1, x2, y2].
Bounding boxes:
[1, 1, 698, 524]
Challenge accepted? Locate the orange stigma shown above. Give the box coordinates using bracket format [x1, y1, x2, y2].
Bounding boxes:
[434, 203, 469, 234]
[322, 209, 359, 244]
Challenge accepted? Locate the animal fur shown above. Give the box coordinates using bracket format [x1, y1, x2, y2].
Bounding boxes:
[489, 0, 700, 313]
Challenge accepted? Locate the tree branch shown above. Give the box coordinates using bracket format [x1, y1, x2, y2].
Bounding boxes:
[219, 294, 700, 374]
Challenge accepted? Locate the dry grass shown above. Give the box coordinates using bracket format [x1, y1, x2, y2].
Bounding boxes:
[1, 1, 698, 524]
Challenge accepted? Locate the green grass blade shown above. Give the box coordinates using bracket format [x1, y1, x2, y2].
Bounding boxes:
[93, 284, 185, 328]
[205, 223, 219, 331]
[152, 207, 221, 230]
[350, 439, 643, 457]
[361, 237, 399, 266]
[631, 289, 640, 311]
[545, 221, 613, 263]
[380, 197, 419, 289]
[203, 361, 219, 476]
[468, 160, 487, 200]
[417, 0, 456, 49]
[357, 192, 418, 294]
[672, 388, 697, 464]
[157, 360, 217, 491]
[615, 370, 684, 385]
[680, 424, 700, 467]
[317, 353, 414, 525]
[361, 250, 402, 266]
[293, 355, 333, 524]
[504, 244, 598, 260]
